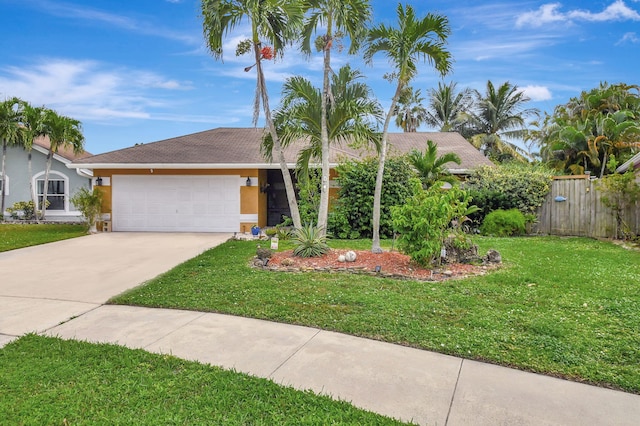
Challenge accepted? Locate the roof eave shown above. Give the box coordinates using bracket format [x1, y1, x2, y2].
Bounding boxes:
[67, 162, 301, 170]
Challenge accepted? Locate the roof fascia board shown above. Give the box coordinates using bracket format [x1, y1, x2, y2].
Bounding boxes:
[33, 144, 74, 164]
[66, 163, 303, 170]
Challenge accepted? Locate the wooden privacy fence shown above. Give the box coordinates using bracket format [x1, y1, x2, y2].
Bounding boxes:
[536, 175, 640, 238]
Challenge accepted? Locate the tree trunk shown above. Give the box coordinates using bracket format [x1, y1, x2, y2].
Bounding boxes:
[317, 24, 333, 235]
[1, 140, 6, 219]
[27, 150, 39, 224]
[372, 83, 404, 253]
[40, 150, 53, 220]
[254, 45, 301, 229]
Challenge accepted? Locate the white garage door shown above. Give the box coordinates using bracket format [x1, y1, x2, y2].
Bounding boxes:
[112, 175, 240, 232]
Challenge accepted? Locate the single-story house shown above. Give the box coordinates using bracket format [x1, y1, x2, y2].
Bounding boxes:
[2, 137, 93, 221]
[68, 128, 494, 233]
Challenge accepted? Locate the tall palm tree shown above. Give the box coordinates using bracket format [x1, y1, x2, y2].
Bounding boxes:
[264, 65, 382, 182]
[0, 97, 24, 218]
[425, 81, 474, 137]
[39, 109, 84, 219]
[302, 0, 372, 234]
[408, 139, 461, 188]
[201, 0, 304, 228]
[393, 86, 428, 132]
[468, 80, 538, 162]
[21, 102, 47, 220]
[364, 3, 452, 253]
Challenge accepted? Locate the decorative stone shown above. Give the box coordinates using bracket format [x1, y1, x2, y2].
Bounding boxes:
[281, 258, 295, 266]
[345, 251, 357, 262]
[338, 255, 346, 262]
[485, 249, 502, 264]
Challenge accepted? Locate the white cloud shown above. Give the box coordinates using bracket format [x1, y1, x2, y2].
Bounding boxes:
[28, 0, 199, 45]
[519, 85, 553, 101]
[516, 1, 640, 28]
[616, 31, 640, 44]
[0, 58, 192, 121]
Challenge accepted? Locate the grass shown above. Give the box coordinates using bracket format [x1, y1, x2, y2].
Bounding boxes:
[0, 223, 87, 252]
[0, 334, 408, 425]
[111, 236, 640, 394]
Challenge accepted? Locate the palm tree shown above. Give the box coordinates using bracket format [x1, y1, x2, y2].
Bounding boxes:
[302, 0, 372, 234]
[393, 86, 428, 132]
[264, 65, 382, 182]
[39, 109, 84, 219]
[201, 0, 305, 228]
[0, 97, 24, 218]
[21, 103, 47, 221]
[407, 139, 461, 188]
[425, 81, 474, 137]
[364, 3, 452, 253]
[468, 80, 538, 162]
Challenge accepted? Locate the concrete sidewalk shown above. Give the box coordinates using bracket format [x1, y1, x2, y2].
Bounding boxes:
[44, 305, 640, 426]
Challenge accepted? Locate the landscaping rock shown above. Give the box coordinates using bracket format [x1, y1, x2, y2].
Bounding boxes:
[338, 255, 346, 262]
[345, 251, 357, 262]
[442, 236, 481, 264]
[484, 249, 502, 264]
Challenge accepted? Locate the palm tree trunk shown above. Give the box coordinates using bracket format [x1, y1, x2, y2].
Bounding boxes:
[1, 140, 7, 219]
[27, 150, 39, 223]
[317, 25, 333, 235]
[40, 150, 53, 220]
[372, 83, 403, 253]
[255, 46, 301, 229]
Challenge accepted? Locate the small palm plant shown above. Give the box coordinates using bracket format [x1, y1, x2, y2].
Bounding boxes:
[292, 224, 330, 258]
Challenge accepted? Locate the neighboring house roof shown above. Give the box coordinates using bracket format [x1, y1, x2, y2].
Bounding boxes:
[69, 127, 494, 172]
[616, 152, 640, 173]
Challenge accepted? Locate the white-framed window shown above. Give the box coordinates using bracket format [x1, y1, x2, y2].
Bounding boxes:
[34, 171, 68, 211]
[0, 175, 8, 195]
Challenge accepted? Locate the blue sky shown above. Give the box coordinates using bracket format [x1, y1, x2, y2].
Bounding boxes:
[1, 0, 639, 154]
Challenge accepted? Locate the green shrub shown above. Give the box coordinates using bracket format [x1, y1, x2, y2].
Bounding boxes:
[292, 224, 330, 258]
[391, 183, 476, 267]
[70, 187, 103, 230]
[465, 163, 553, 226]
[328, 157, 415, 239]
[480, 209, 526, 236]
[6, 201, 38, 220]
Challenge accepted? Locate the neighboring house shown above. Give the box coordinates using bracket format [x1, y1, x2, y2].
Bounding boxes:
[2, 137, 93, 221]
[68, 127, 494, 233]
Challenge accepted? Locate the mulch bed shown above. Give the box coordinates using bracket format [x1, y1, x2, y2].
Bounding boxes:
[260, 249, 495, 281]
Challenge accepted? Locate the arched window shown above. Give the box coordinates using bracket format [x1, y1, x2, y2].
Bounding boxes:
[33, 171, 69, 211]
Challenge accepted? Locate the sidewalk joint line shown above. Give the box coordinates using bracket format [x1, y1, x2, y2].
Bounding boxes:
[268, 328, 322, 378]
[445, 359, 464, 426]
[142, 311, 208, 350]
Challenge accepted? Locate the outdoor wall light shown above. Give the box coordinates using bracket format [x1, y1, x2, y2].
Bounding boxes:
[246, 177, 252, 186]
[95, 177, 103, 186]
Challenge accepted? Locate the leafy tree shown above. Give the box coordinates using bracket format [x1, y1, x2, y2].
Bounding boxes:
[425, 81, 474, 137]
[596, 157, 640, 239]
[407, 139, 461, 188]
[70, 187, 103, 233]
[39, 109, 84, 219]
[302, 0, 372, 234]
[393, 86, 428, 132]
[0, 97, 24, 218]
[263, 65, 382, 183]
[467, 81, 538, 162]
[201, 0, 305, 228]
[328, 157, 415, 239]
[364, 3, 452, 253]
[539, 83, 640, 176]
[391, 182, 475, 266]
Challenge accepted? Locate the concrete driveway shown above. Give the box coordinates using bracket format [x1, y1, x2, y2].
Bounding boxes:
[0, 232, 231, 341]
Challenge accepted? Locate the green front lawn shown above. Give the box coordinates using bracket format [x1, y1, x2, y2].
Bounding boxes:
[111, 236, 640, 394]
[0, 223, 87, 252]
[0, 335, 407, 425]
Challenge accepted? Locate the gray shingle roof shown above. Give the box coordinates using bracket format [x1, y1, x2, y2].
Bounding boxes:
[71, 127, 494, 171]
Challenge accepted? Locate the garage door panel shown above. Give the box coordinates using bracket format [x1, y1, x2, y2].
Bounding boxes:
[112, 175, 240, 232]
